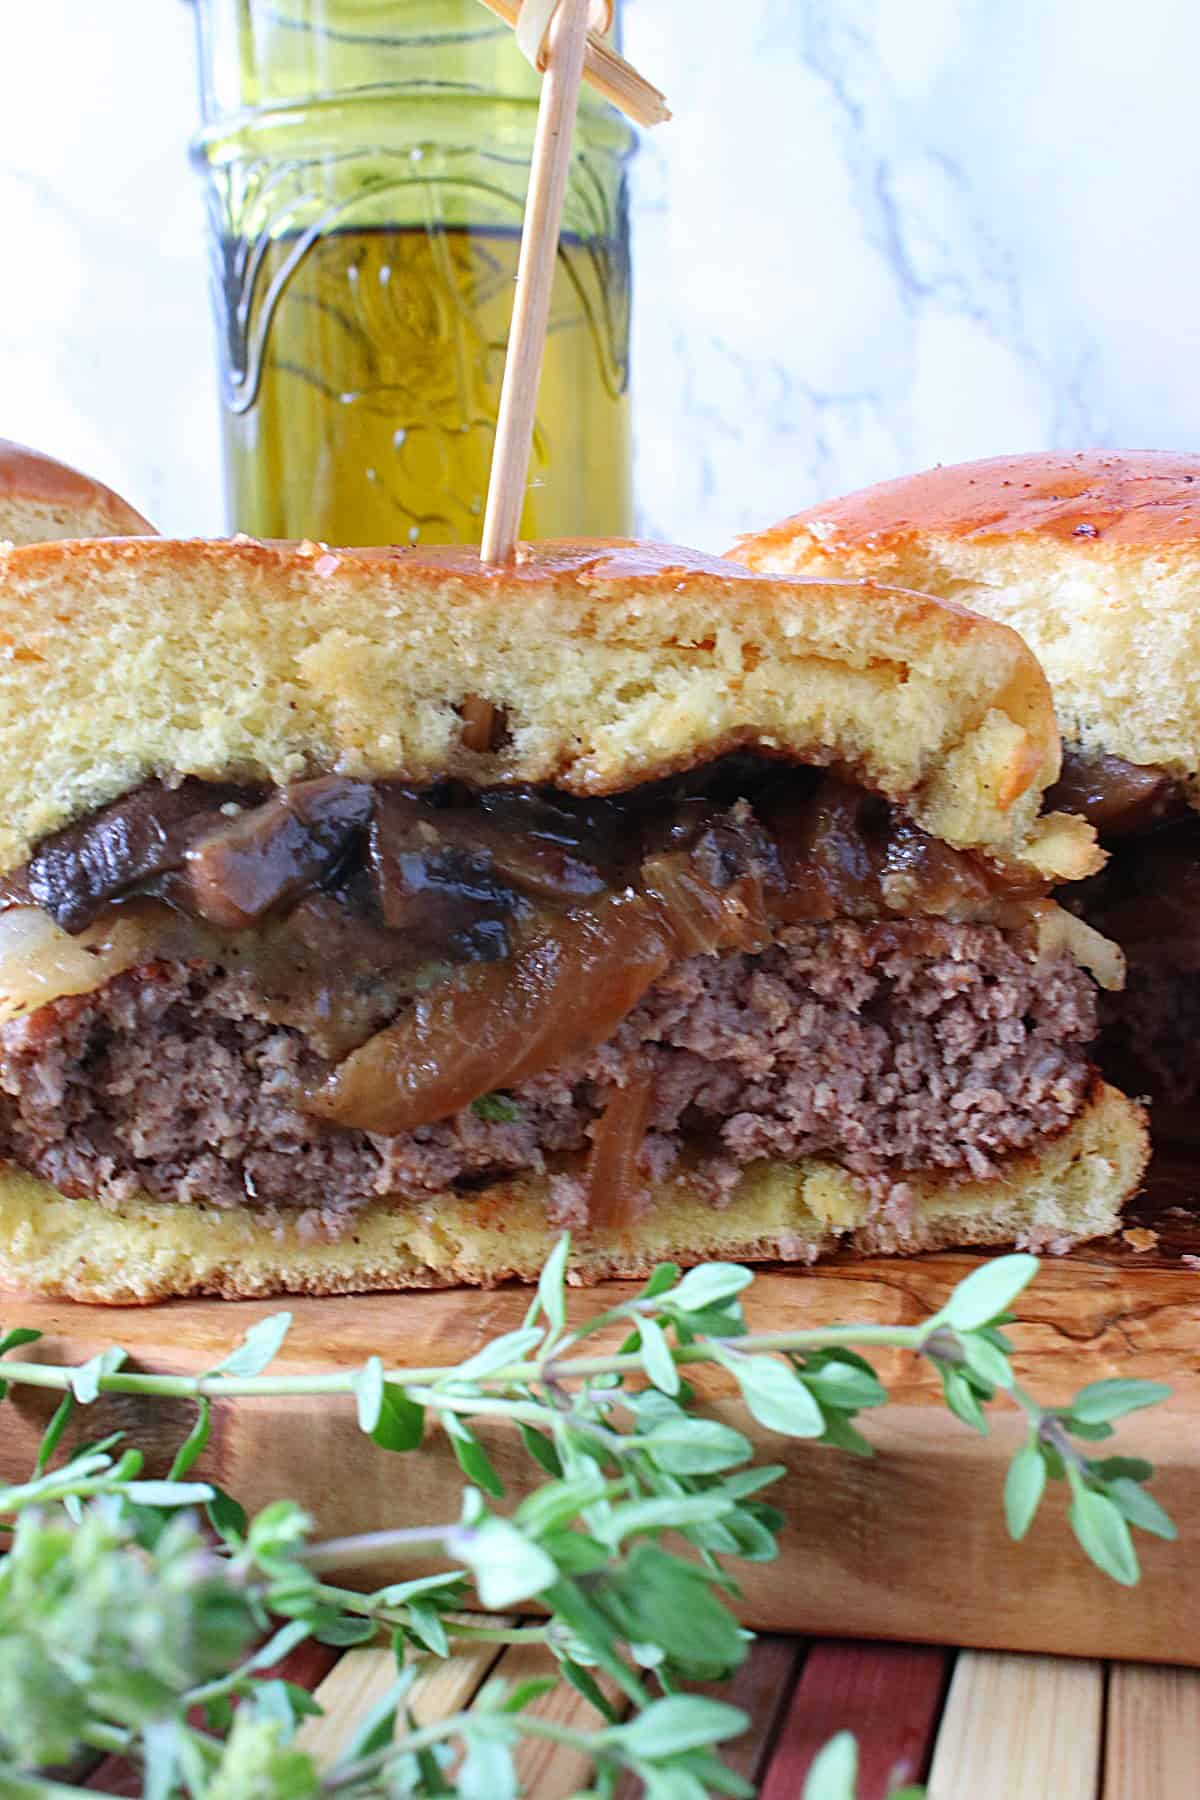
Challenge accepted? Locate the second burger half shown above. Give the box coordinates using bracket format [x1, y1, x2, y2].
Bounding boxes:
[0, 534, 1146, 1300]
[734, 450, 1200, 1128]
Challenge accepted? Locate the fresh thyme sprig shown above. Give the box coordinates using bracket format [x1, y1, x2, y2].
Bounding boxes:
[0, 1241, 1176, 1797]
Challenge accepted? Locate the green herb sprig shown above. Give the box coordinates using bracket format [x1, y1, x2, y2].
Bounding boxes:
[0, 1242, 1175, 1797]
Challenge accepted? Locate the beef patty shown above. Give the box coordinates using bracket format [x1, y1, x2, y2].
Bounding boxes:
[0, 921, 1096, 1237]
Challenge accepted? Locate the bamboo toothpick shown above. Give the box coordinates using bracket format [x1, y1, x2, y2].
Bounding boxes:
[479, 0, 594, 564]
[475, 0, 670, 127]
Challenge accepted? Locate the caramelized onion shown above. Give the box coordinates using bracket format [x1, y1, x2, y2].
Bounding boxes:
[640, 852, 771, 956]
[1046, 748, 1182, 839]
[587, 1064, 655, 1232]
[0, 904, 166, 1023]
[474, 787, 620, 896]
[766, 778, 879, 921]
[880, 818, 997, 919]
[304, 895, 674, 1134]
[469, 822, 609, 903]
[1033, 903, 1125, 992]
[766, 776, 1046, 923]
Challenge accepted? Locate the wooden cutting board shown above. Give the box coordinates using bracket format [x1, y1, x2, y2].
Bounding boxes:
[2, 1163, 1199, 1665]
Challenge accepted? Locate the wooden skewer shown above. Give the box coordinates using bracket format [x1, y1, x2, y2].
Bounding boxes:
[479, 0, 594, 564]
[474, 0, 670, 127]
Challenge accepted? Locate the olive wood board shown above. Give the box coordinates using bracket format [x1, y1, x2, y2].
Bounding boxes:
[2, 1162, 1199, 1666]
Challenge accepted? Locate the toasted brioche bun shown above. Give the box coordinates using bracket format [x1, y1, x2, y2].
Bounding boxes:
[0, 439, 154, 546]
[0, 534, 1098, 880]
[0, 1082, 1147, 1303]
[733, 450, 1200, 799]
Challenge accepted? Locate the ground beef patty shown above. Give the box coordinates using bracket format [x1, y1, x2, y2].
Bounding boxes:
[0, 920, 1096, 1236]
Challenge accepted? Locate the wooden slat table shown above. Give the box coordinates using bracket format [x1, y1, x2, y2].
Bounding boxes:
[75, 1633, 1198, 1796]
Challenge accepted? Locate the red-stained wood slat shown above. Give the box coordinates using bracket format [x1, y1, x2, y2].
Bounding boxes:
[759, 1640, 952, 1800]
[82, 1639, 342, 1794]
[82, 1751, 147, 1795]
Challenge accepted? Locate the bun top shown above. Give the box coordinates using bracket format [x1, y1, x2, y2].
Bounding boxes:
[734, 450, 1200, 560]
[0, 533, 1096, 880]
[0, 440, 154, 546]
[733, 451, 1200, 796]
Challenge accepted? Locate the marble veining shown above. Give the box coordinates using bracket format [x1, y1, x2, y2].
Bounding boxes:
[1, 0, 1196, 549]
[622, 0, 1125, 548]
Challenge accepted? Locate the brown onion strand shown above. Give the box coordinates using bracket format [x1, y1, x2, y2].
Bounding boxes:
[304, 896, 673, 1134]
[586, 1062, 655, 1233]
[640, 853, 770, 955]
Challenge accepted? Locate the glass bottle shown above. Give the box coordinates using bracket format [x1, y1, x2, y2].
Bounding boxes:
[189, 0, 634, 545]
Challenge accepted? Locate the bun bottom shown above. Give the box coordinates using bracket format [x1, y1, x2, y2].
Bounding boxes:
[0, 1083, 1146, 1304]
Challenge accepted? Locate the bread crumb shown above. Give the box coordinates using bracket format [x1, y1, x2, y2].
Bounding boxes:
[1122, 1226, 1159, 1252]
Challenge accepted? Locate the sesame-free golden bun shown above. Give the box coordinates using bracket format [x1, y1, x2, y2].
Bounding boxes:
[0, 532, 1098, 880]
[0, 439, 154, 546]
[0, 1081, 1148, 1303]
[733, 450, 1200, 795]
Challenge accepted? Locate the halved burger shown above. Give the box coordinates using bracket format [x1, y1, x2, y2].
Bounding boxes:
[0, 439, 154, 546]
[0, 534, 1145, 1301]
[733, 450, 1200, 1127]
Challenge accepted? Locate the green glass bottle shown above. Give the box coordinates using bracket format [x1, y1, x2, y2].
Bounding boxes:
[190, 1, 634, 545]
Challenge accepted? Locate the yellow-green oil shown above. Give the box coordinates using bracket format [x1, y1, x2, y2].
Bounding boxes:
[192, 1, 634, 545]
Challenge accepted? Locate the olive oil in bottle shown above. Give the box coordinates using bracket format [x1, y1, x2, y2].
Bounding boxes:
[191, 1, 634, 545]
[218, 222, 630, 544]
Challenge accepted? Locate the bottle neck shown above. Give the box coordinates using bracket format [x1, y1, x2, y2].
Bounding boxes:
[192, 0, 624, 129]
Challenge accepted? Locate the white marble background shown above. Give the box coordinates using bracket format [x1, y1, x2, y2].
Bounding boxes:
[1, 0, 1197, 548]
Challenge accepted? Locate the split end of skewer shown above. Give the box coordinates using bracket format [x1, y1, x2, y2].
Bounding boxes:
[475, 0, 669, 128]
[516, 0, 611, 71]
